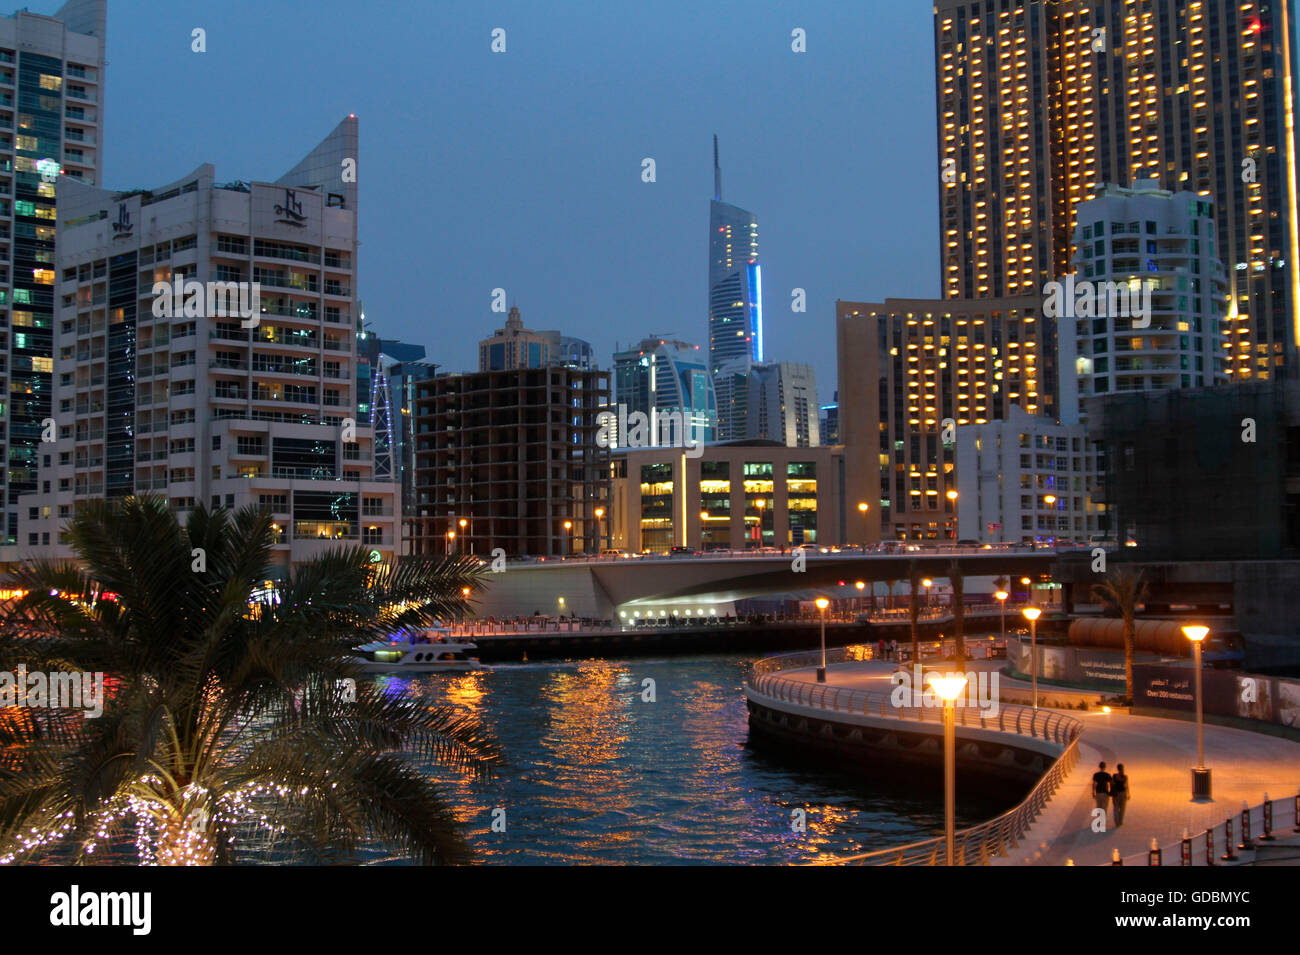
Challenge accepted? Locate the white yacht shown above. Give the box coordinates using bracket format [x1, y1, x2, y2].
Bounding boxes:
[352, 628, 487, 673]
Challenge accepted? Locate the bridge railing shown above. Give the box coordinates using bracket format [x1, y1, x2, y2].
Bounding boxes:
[745, 647, 1085, 866]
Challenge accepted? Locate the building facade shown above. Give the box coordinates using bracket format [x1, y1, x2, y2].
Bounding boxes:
[613, 336, 716, 445]
[411, 365, 610, 557]
[0, 0, 106, 558]
[16, 118, 398, 573]
[935, 0, 1300, 381]
[478, 305, 551, 371]
[1084, 379, 1300, 558]
[608, 441, 843, 553]
[955, 405, 1102, 545]
[745, 361, 819, 447]
[358, 331, 436, 549]
[1061, 181, 1229, 407]
[708, 136, 762, 438]
[836, 296, 1059, 543]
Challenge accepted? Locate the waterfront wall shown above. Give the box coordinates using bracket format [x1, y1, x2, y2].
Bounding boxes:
[1133, 662, 1300, 738]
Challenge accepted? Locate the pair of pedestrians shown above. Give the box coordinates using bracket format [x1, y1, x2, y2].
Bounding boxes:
[1092, 761, 1130, 827]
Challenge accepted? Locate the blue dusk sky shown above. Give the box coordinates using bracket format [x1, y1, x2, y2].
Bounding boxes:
[88, 0, 939, 400]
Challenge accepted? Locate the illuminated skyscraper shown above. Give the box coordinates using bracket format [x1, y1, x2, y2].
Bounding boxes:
[0, 1, 106, 555]
[708, 135, 761, 438]
[935, 0, 1300, 381]
[836, 296, 1057, 542]
[613, 336, 716, 445]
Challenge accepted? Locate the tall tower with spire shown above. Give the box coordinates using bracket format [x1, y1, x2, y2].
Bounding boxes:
[707, 136, 762, 440]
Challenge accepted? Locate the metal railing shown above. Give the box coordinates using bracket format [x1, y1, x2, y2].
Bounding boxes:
[745, 646, 1084, 865]
[1120, 793, 1300, 865]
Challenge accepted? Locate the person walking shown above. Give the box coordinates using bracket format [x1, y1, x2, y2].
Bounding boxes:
[889, 638, 898, 662]
[1110, 763, 1129, 827]
[877, 637, 887, 660]
[1092, 761, 1112, 814]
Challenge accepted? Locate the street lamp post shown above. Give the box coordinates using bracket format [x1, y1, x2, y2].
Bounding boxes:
[446, 529, 456, 556]
[815, 597, 830, 682]
[595, 507, 606, 552]
[945, 489, 958, 541]
[755, 498, 766, 547]
[1022, 607, 1042, 708]
[929, 673, 969, 866]
[1183, 624, 1212, 799]
[700, 510, 710, 552]
[922, 578, 933, 610]
[1043, 495, 1057, 544]
[995, 590, 1008, 643]
[855, 580, 866, 613]
[563, 520, 573, 557]
[858, 502, 869, 548]
[459, 518, 468, 555]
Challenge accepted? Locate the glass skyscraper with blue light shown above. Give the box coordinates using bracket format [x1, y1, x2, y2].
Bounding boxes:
[708, 136, 761, 439]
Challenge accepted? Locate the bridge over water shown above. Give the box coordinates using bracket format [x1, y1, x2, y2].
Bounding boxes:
[473, 546, 1086, 619]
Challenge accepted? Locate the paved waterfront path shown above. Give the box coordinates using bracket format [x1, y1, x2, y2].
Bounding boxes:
[785, 660, 1300, 865]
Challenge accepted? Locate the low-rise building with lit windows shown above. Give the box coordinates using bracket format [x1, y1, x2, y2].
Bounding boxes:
[607, 441, 843, 553]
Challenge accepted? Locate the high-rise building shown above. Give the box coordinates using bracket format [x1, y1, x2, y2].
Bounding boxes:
[358, 330, 437, 549]
[836, 296, 1057, 542]
[745, 361, 820, 447]
[820, 391, 840, 445]
[708, 135, 761, 438]
[612, 336, 716, 445]
[935, 0, 1300, 381]
[411, 365, 610, 557]
[0, 0, 106, 557]
[478, 305, 553, 371]
[1060, 180, 1229, 409]
[17, 118, 398, 573]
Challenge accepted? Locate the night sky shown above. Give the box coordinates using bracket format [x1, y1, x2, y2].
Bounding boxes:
[92, 0, 941, 399]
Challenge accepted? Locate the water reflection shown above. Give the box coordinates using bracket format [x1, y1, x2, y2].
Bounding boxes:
[386, 654, 1009, 865]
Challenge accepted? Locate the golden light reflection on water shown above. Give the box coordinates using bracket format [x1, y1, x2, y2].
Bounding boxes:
[370, 656, 1008, 864]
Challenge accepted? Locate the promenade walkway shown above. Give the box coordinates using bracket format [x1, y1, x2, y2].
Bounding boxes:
[788, 659, 1300, 865]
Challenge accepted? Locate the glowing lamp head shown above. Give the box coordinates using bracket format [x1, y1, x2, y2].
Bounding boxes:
[855, 581, 865, 591]
[814, 597, 830, 610]
[1182, 625, 1209, 643]
[927, 673, 968, 702]
[922, 578, 933, 588]
[858, 502, 869, 513]
[994, 590, 1009, 601]
[1022, 607, 1042, 622]
[446, 530, 455, 540]
[459, 519, 467, 528]
[461, 587, 470, 597]
[946, 490, 958, 501]
[1020, 577, 1031, 586]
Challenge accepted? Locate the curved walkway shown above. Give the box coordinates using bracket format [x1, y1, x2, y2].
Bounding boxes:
[784, 659, 1300, 865]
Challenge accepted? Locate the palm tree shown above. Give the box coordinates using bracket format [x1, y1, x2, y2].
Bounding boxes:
[0, 497, 498, 866]
[907, 561, 922, 665]
[948, 559, 966, 664]
[1091, 566, 1149, 704]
